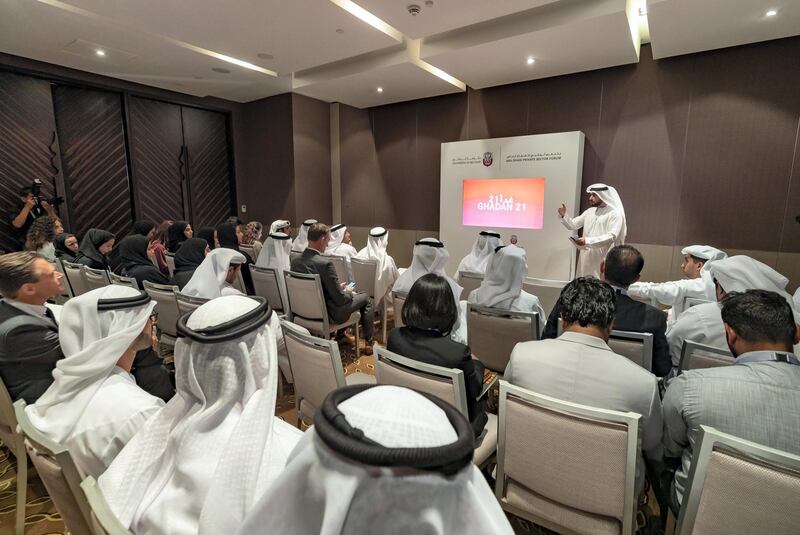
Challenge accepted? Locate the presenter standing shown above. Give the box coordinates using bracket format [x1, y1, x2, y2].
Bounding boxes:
[558, 183, 627, 278]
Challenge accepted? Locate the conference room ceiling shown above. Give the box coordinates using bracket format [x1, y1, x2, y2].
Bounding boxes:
[0, 0, 797, 108]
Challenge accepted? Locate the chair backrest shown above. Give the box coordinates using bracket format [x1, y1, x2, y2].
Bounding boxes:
[374, 347, 468, 415]
[83, 266, 111, 291]
[239, 244, 256, 260]
[496, 381, 640, 535]
[164, 253, 176, 276]
[457, 271, 484, 299]
[63, 262, 90, 296]
[142, 281, 181, 338]
[678, 340, 734, 374]
[522, 278, 568, 318]
[676, 425, 800, 535]
[289, 250, 302, 264]
[281, 321, 346, 421]
[81, 476, 132, 535]
[392, 291, 407, 329]
[467, 303, 539, 373]
[54, 258, 74, 299]
[251, 266, 285, 313]
[109, 272, 139, 290]
[233, 268, 246, 293]
[350, 257, 377, 299]
[684, 296, 712, 311]
[175, 293, 209, 316]
[283, 271, 329, 336]
[607, 330, 654, 372]
[0, 377, 21, 451]
[324, 254, 349, 285]
[13, 400, 93, 534]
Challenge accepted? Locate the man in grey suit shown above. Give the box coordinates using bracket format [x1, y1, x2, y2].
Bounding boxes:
[0, 251, 65, 403]
[504, 277, 662, 496]
[290, 223, 374, 355]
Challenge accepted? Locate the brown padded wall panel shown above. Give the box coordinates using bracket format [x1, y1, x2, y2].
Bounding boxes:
[467, 83, 529, 140]
[779, 126, 800, 254]
[339, 104, 381, 228]
[292, 94, 332, 224]
[52, 85, 133, 240]
[371, 102, 417, 229]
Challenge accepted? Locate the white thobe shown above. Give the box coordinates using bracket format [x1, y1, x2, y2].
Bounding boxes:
[67, 367, 163, 478]
[628, 277, 707, 326]
[665, 302, 727, 371]
[561, 206, 624, 278]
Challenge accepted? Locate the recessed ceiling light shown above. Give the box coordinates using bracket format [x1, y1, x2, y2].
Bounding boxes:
[95, 49, 106, 57]
[765, 9, 777, 16]
[526, 57, 535, 65]
[335, 28, 345, 34]
[212, 67, 231, 74]
[257, 53, 274, 60]
[377, 87, 383, 93]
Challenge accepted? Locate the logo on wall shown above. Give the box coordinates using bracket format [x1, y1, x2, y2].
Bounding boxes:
[482, 152, 493, 167]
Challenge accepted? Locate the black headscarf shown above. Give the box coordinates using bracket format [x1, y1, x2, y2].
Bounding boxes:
[54, 233, 77, 262]
[216, 222, 240, 251]
[132, 220, 155, 237]
[74, 228, 114, 269]
[196, 227, 216, 250]
[167, 221, 190, 253]
[115, 235, 152, 274]
[173, 238, 208, 274]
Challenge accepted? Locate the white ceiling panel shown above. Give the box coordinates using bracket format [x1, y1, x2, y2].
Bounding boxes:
[647, 0, 800, 59]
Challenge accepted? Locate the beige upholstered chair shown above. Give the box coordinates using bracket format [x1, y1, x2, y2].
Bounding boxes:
[142, 281, 181, 350]
[81, 476, 132, 535]
[457, 271, 483, 299]
[391, 291, 407, 329]
[232, 269, 246, 294]
[675, 425, 800, 535]
[63, 261, 90, 296]
[175, 293, 209, 316]
[281, 321, 374, 427]
[350, 257, 377, 298]
[83, 266, 111, 291]
[109, 272, 139, 290]
[53, 258, 73, 302]
[521, 278, 568, 318]
[466, 303, 539, 373]
[13, 400, 93, 534]
[239, 244, 256, 260]
[289, 250, 302, 264]
[0, 378, 27, 535]
[607, 330, 654, 372]
[164, 253, 176, 276]
[283, 271, 362, 358]
[251, 265, 286, 314]
[495, 381, 641, 535]
[374, 347, 498, 467]
[324, 254, 350, 284]
[678, 340, 734, 374]
[682, 296, 713, 313]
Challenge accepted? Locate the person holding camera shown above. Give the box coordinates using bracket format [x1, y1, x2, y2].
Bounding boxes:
[8, 184, 58, 251]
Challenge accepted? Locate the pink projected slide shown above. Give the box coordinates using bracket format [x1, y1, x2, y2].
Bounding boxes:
[462, 178, 545, 229]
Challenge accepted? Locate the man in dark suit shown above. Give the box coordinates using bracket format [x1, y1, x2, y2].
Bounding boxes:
[542, 244, 671, 376]
[0, 251, 65, 402]
[290, 223, 375, 355]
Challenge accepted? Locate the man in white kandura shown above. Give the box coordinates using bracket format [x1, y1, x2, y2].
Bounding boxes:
[291, 218, 317, 253]
[558, 183, 627, 278]
[234, 384, 513, 535]
[100, 296, 302, 535]
[356, 226, 399, 308]
[628, 245, 727, 325]
[269, 219, 292, 250]
[326, 224, 358, 260]
[26, 286, 163, 478]
[455, 230, 502, 275]
[182, 248, 246, 298]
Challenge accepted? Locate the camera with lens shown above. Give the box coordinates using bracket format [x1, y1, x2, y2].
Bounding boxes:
[29, 179, 65, 207]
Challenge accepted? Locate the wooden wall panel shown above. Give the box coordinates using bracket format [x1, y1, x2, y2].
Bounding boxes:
[292, 94, 332, 224]
[52, 85, 132, 239]
[339, 103, 380, 228]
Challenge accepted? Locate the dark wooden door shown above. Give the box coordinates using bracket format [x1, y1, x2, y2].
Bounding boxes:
[181, 106, 234, 228]
[52, 85, 133, 240]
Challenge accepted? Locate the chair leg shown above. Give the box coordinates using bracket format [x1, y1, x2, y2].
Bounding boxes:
[355, 321, 360, 359]
[14, 439, 27, 535]
[382, 303, 387, 344]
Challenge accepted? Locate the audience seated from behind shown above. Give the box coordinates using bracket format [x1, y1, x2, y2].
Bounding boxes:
[455, 229, 502, 276]
[235, 384, 513, 535]
[115, 235, 170, 288]
[291, 223, 375, 355]
[355, 226, 398, 307]
[255, 232, 291, 272]
[241, 220, 264, 259]
[109, 221, 156, 272]
[269, 219, 292, 250]
[25, 286, 164, 479]
[181, 248, 246, 299]
[169, 238, 209, 290]
[543, 245, 670, 377]
[166, 220, 192, 254]
[469, 244, 546, 335]
[24, 215, 61, 262]
[0, 252, 65, 402]
[662, 289, 800, 514]
[149, 220, 172, 276]
[54, 232, 79, 263]
[504, 277, 662, 495]
[291, 218, 317, 253]
[327, 224, 358, 261]
[99, 295, 302, 535]
[195, 226, 217, 250]
[217, 221, 255, 295]
[666, 255, 800, 374]
[387, 273, 488, 438]
[74, 228, 115, 270]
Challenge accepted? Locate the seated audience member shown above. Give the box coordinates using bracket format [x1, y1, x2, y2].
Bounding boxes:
[74, 228, 115, 270]
[505, 277, 662, 494]
[387, 274, 487, 437]
[291, 218, 317, 253]
[26, 286, 164, 478]
[795, 287, 800, 310]
[326, 224, 358, 261]
[100, 295, 302, 535]
[241, 221, 264, 259]
[131, 221, 156, 239]
[269, 219, 292, 250]
[195, 226, 216, 250]
[456, 230, 502, 275]
[0, 252, 64, 402]
[169, 238, 209, 290]
[629, 245, 726, 325]
[356, 226, 398, 307]
[54, 233, 79, 263]
[543, 245, 671, 376]
[166, 220, 192, 253]
[256, 232, 291, 272]
[149, 221, 172, 276]
[469, 244, 546, 335]
[217, 222, 255, 295]
[182, 248, 246, 299]
[115, 235, 170, 288]
[110, 221, 158, 272]
[666, 255, 799, 372]
[235, 384, 513, 535]
[291, 223, 375, 354]
[24, 216, 59, 261]
[662, 290, 800, 512]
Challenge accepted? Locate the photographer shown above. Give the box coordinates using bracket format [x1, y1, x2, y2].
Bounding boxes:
[8, 182, 58, 251]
